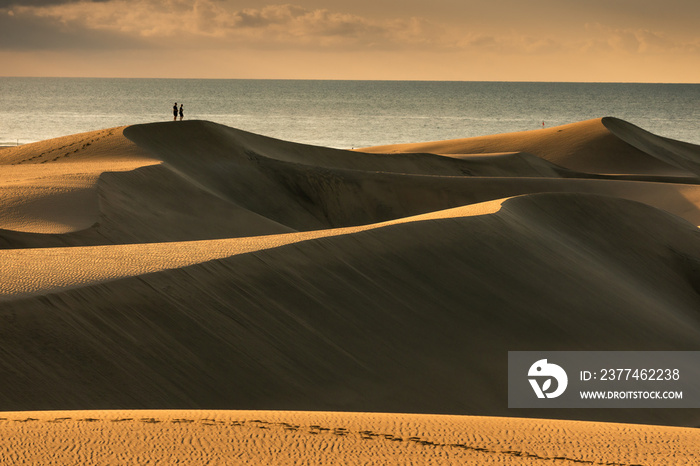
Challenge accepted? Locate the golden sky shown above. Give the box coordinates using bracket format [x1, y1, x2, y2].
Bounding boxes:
[1, 0, 698, 82]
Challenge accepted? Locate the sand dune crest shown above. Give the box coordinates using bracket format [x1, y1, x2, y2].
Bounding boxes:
[361, 117, 697, 176]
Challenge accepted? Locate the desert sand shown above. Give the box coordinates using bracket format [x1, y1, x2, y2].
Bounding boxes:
[1, 117, 699, 463]
[1, 410, 698, 465]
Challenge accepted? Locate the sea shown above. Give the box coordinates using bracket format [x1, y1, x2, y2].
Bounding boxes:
[1, 78, 698, 148]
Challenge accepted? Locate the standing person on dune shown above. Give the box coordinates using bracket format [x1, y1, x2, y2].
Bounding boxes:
[173, 102, 178, 121]
[179, 104, 184, 121]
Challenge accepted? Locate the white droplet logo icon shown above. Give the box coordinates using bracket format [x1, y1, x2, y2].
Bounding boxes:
[528, 359, 568, 399]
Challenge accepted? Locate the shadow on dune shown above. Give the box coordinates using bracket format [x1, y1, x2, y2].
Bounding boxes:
[602, 117, 700, 176]
[1, 193, 700, 427]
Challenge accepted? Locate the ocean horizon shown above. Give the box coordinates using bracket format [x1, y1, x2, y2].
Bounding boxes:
[1, 77, 699, 148]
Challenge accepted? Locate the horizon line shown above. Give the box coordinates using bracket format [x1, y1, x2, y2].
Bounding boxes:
[1, 76, 699, 85]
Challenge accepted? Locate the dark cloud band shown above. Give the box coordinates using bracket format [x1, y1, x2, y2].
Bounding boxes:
[0, 0, 110, 7]
[0, 8, 146, 51]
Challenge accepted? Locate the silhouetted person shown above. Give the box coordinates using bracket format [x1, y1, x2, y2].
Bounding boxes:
[173, 102, 178, 121]
[179, 104, 184, 121]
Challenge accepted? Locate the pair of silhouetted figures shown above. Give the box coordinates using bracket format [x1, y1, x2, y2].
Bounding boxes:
[173, 103, 184, 121]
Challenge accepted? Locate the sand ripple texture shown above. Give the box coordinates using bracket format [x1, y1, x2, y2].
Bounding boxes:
[0, 410, 697, 465]
[0, 200, 503, 299]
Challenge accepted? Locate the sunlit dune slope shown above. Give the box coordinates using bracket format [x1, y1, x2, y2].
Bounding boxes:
[361, 117, 700, 176]
[1, 199, 505, 299]
[0, 126, 295, 245]
[0, 410, 697, 465]
[0, 126, 158, 235]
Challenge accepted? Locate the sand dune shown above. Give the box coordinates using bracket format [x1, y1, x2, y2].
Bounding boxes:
[0, 161, 157, 234]
[2, 193, 700, 428]
[602, 117, 700, 176]
[1, 199, 506, 299]
[1, 117, 700, 462]
[0, 410, 697, 465]
[362, 117, 700, 177]
[3, 117, 700, 248]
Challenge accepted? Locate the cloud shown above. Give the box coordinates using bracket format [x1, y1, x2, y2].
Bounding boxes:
[3, 1, 449, 51]
[584, 23, 700, 55]
[0, 4, 144, 50]
[4, 0, 565, 54]
[0, 0, 108, 6]
[4, 0, 699, 61]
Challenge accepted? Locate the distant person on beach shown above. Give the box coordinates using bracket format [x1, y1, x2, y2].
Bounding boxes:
[179, 104, 184, 121]
[173, 103, 178, 121]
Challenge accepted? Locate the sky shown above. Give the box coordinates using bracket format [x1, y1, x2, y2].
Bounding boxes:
[1, 0, 698, 82]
